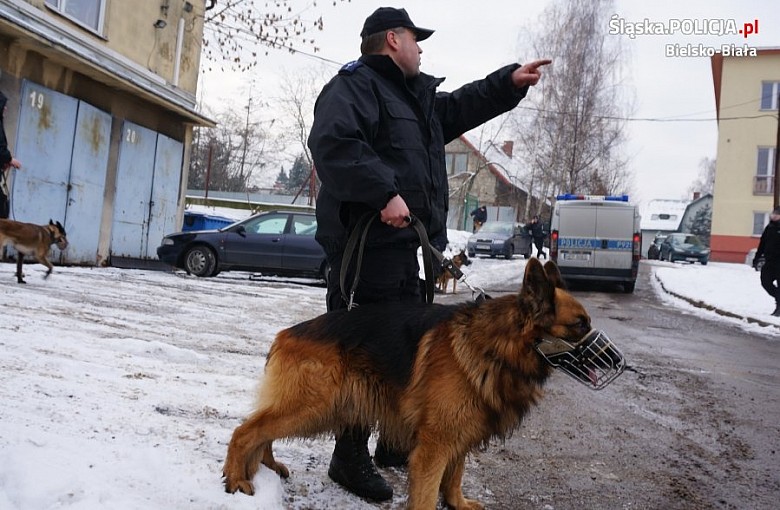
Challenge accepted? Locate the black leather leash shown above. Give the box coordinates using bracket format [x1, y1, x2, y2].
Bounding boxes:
[340, 213, 434, 310]
[340, 213, 488, 309]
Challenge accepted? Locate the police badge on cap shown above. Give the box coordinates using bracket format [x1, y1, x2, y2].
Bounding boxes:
[360, 7, 434, 41]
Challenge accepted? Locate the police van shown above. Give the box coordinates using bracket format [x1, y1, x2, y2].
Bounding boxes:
[550, 194, 641, 293]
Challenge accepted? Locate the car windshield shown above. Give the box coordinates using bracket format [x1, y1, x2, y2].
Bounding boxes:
[671, 235, 702, 246]
[478, 222, 513, 235]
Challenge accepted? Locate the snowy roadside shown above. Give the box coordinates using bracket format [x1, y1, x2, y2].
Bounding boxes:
[0, 246, 776, 509]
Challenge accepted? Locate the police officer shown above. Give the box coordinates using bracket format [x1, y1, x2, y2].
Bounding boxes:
[1, 91, 23, 221]
[754, 206, 780, 316]
[308, 6, 550, 502]
[529, 215, 546, 258]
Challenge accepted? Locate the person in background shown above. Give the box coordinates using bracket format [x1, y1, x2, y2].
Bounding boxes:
[528, 215, 546, 259]
[308, 6, 551, 503]
[754, 206, 780, 316]
[1, 90, 23, 221]
[470, 205, 487, 232]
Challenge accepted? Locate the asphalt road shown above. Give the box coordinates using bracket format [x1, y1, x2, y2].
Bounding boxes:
[446, 262, 780, 510]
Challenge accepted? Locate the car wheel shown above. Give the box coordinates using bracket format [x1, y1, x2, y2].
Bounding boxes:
[701, 260, 708, 266]
[523, 252, 530, 259]
[504, 245, 514, 260]
[623, 282, 635, 293]
[184, 245, 216, 277]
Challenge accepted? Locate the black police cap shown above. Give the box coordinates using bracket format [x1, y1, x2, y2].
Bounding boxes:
[360, 7, 434, 41]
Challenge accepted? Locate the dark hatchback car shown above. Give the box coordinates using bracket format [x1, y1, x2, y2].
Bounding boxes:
[659, 233, 710, 265]
[157, 210, 328, 279]
[466, 221, 533, 260]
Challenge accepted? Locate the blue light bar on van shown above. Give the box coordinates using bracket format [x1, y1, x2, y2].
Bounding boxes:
[556, 194, 629, 202]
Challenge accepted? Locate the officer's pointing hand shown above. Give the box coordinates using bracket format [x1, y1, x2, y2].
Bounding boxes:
[512, 59, 552, 88]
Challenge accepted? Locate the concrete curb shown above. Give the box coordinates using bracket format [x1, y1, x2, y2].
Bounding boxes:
[653, 272, 779, 330]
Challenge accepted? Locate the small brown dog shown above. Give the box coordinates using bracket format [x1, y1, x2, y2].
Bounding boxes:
[436, 249, 471, 294]
[0, 218, 69, 283]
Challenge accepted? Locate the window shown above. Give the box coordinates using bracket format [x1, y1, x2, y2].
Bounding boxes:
[292, 215, 317, 236]
[755, 147, 776, 195]
[45, 0, 106, 33]
[760, 81, 780, 110]
[445, 153, 469, 175]
[754, 212, 769, 236]
[245, 214, 288, 235]
[650, 213, 677, 221]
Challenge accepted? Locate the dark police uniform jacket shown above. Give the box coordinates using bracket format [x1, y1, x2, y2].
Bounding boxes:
[756, 219, 780, 264]
[308, 54, 528, 257]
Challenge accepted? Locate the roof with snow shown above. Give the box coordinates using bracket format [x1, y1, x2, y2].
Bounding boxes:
[640, 199, 690, 231]
[460, 131, 528, 193]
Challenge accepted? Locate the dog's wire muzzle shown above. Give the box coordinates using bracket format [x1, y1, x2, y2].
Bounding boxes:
[534, 329, 625, 390]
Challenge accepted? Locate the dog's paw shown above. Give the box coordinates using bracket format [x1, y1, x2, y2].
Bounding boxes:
[457, 499, 484, 510]
[224, 477, 255, 495]
[269, 461, 289, 479]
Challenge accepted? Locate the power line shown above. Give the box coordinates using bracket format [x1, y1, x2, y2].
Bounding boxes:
[517, 105, 778, 122]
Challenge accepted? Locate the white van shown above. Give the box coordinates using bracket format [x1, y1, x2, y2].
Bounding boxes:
[550, 194, 641, 293]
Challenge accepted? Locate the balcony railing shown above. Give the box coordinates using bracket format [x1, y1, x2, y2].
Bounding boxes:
[754, 175, 775, 195]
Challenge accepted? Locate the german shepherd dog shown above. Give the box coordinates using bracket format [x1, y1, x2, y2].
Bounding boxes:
[0, 219, 69, 283]
[223, 259, 603, 509]
[436, 249, 471, 294]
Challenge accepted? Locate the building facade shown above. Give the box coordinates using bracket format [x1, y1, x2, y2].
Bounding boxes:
[444, 134, 537, 231]
[0, 0, 213, 266]
[710, 48, 780, 262]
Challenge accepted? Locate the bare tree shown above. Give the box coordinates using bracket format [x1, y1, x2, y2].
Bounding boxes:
[688, 157, 716, 197]
[189, 102, 280, 192]
[272, 66, 333, 203]
[512, 0, 633, 216]
[202, 0, 350, 72]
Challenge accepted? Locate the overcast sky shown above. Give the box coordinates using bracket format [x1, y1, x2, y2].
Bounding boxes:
[198, 0, 779, 211]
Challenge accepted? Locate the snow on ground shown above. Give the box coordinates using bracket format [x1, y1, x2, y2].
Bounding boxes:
[0, 229, 776, 509]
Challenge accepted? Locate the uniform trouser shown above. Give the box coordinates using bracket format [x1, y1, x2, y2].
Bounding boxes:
[325, 245, 421, 312]
[325, 245, 421, 457]
[0, 191, 9, 219]
[534, 237, 544, 254]
[760, 259, 780, 305]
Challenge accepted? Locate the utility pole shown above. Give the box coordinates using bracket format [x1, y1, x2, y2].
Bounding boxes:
[239, 95, 251, 188]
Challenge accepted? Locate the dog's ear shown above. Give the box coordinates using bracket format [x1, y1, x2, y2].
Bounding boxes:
[521, 258, 556, 305]
[49, 219, 54, 226]
[543, 261, 567, 290]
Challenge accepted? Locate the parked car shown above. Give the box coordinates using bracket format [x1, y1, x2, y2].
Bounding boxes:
[647, 234, 667, 260]
[466, 221, 532, 260]
[659, 233, 710, 265]
[157, 210, 328, 279]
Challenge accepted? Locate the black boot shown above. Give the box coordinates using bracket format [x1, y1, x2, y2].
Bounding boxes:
[328, 427, 393, 502]
[374, 440, 408, 468]
[772, 304, 780, 317]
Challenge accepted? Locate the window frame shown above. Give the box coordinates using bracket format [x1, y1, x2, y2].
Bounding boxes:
[753, 211, 770, 236]
[45, 0, 107, 35]
[445, 152, 469, 176]
[760, 81, 780, 111]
